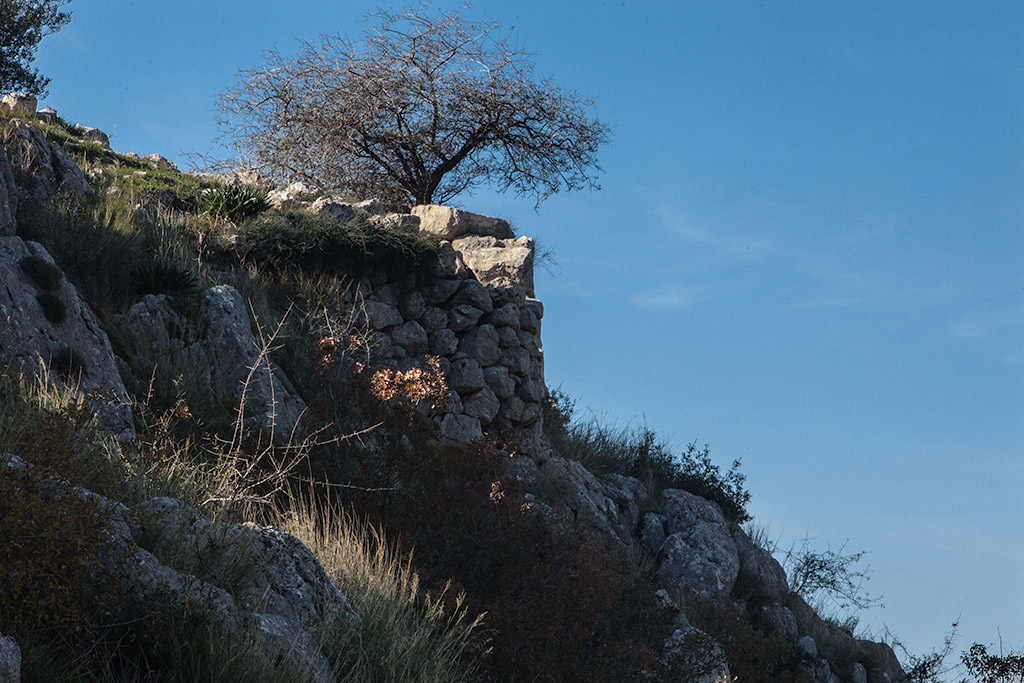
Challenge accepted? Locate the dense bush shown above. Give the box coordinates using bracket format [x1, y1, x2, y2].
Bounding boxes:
[544, 387, 752, 523]
[305, 360, 673, 681]
[0, 371, 124, 637]
[236, 209, 441, 276]
[200, 184, 269, 223]
[687, 596, 811, 683]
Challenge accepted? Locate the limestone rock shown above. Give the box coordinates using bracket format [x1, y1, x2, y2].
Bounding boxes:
[441, 412, 482, 441]
[429, 328, 458, 356]
[657, 489, 740, 600]
[2, 93, 35, 115]
[249, 614, 336, 683]
[661, 626, 730, 683]
[641, 512, 667, 556]
[354, 198, 385, 215]
[753, 603, 799, 638]
[732, 526, 789, 603]
[199, 285, 307, 435]
[6, 118, 90, 204]
[448, 358, 485, 393]
[311, 196, 356, 222]
[525, 450, 643, 551]
[461, 386, 500, 424]
[71, 124, 110, 148]
[390, 320, 428, 356]
[0, 632, 20, 683]
[412, 204, 514, 240]
[0, 144, 16, 236]
[0, 237, 134, 438]
[360, 299, 403, 330]
[268, 182, 318, 210]
[452, 235, 535, 296]
[459, 324, 502, 367]
[368, 212, 420, 231]
[134, 497, 355, 625]
[35, 107, 59, 124]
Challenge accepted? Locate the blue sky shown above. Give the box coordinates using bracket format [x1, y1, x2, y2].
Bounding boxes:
[34, 0, 1022, 660]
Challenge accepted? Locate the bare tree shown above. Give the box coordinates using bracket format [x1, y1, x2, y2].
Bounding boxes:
[217, 4, 610, 210]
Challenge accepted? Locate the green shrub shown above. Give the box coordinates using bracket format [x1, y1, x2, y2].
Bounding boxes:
[236, 210, 441, 276]
[130, 259, 200, 296]
[36, 291, 66, 324]
[200, 184, 270, 223]
[19, 254, 63, 291]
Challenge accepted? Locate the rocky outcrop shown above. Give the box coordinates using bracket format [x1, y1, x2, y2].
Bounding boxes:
[134, 497, 354, 628]
[0, 237, 134, 438]
[114, 285, 307, 437]
[3, 117, 90, 207]
[508, 447, 645, 553]
[2, 93, 35, 116]
[411, 204, 514, 240]
[0, 453, 350, 683]
[656, 489, 741, 600]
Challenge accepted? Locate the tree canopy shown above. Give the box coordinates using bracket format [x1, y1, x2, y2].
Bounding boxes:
[0, 0, 71, 96]
[218, 4, 610, 210]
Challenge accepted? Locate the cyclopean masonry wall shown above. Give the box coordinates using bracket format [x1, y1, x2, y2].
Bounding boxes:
[275, 189, 547, 443]
[354, 203, 545, 443]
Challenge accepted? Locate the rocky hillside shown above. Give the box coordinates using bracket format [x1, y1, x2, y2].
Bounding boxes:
[0, 94, 907, 683]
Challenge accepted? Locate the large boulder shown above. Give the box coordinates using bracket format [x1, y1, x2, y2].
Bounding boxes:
[412, 204, 514, 240]
[509, 448, 644, 553]
[451, 235, 535, 296]
[0, 237, 134, 438]
[200, 285, 307, 436]
[656, 489, 740, 600]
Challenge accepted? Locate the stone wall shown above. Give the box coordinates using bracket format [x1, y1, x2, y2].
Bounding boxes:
[319, 200, 547, 442]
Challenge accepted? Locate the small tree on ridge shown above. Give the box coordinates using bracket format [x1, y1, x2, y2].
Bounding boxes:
[217, 4, 610, 210]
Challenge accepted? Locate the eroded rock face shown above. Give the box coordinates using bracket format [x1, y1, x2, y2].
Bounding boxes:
[656, 489, 740, 600]
[0, 144, 16, 236]
[0, 237, 134, 438]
